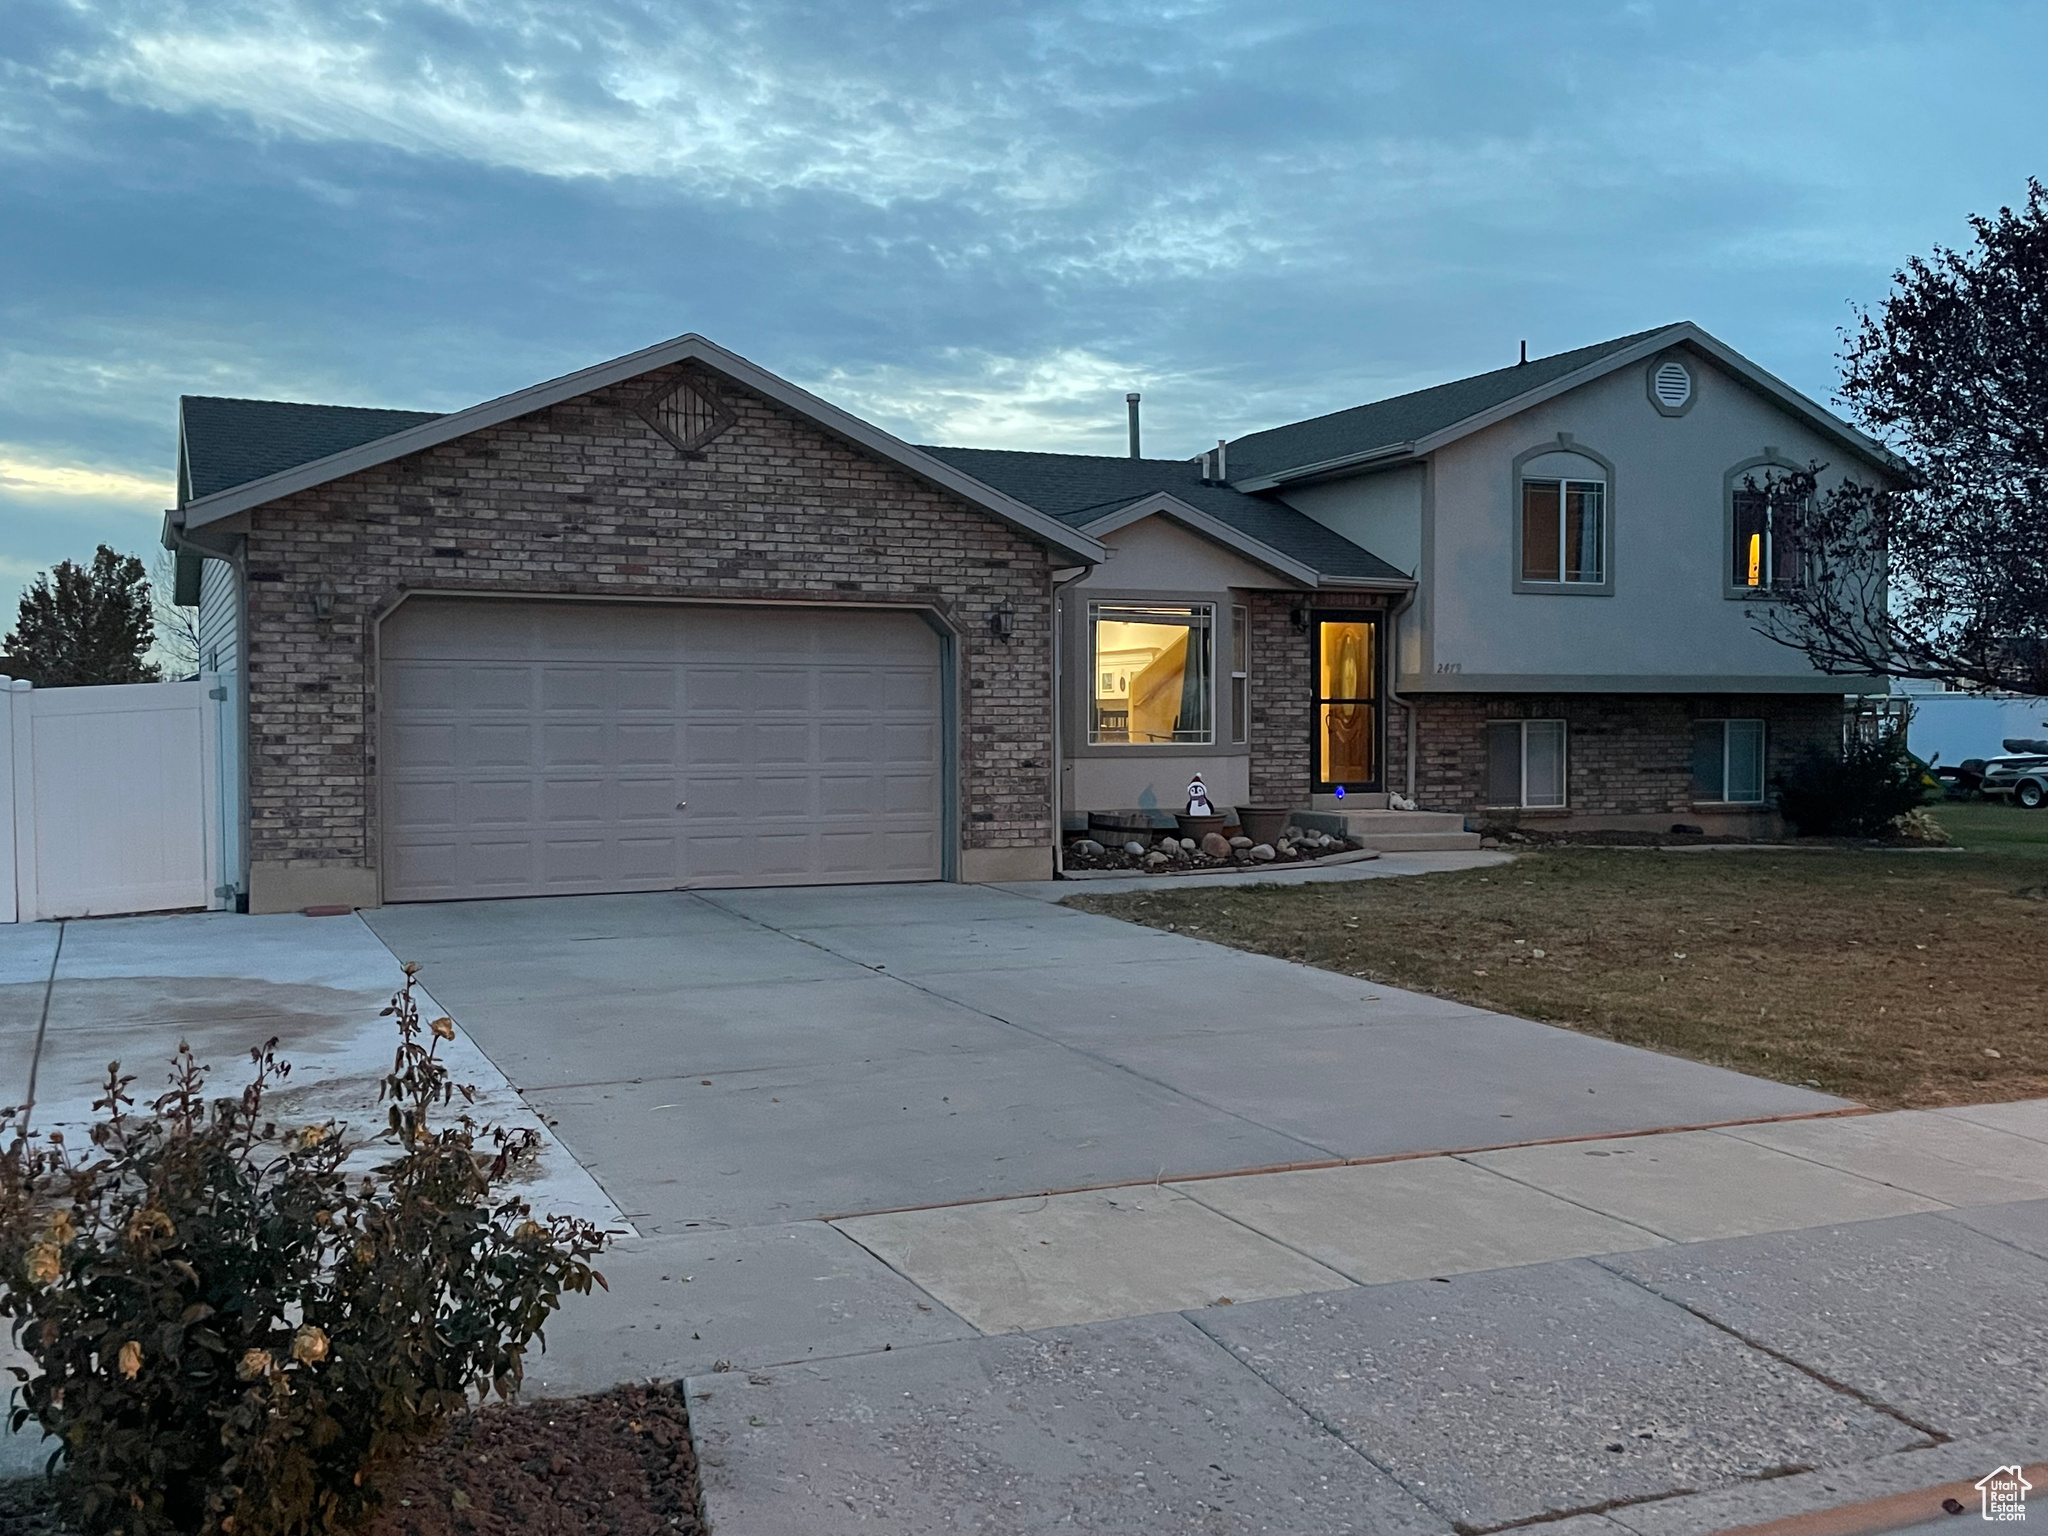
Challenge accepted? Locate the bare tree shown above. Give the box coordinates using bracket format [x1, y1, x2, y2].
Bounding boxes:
[1756, 180, 2048, 695]
[152, 551, 202, 679]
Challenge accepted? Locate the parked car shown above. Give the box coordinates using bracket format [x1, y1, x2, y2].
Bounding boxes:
[1980, 743, 2048, 808]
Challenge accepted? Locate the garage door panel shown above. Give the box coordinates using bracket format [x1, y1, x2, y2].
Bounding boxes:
[540, 723, 607, 767]
[682, 668, 749, 712]
[466, 781, 532, 826]
[684, 723, 743, 766]
[882, 722, 938, 763]
[817, 773, 878, 816]
[383, 600, 945, 900]
[615, 777, 682, 821]
[468, 667, 536, 711]
[752, 723, 813, 765]
[882, 773, 938, 815]
[615, 668, 676, 712]
[468, 723, 536, 767]
[616, 723, 678, 766]
[390, 780, 460, 830]
[385, 663, 460, 712]
[391, 722, 458, 770]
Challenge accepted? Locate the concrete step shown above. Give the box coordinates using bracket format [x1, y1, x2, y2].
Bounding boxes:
[1326, 810, 1469, 835]
[1350, 829, 1487, 852]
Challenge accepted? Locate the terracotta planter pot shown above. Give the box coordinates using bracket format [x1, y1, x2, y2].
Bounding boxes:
[1235, 804, 1292, 846]
[1175, 813, 1230, 840]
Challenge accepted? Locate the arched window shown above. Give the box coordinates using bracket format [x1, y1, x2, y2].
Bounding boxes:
[1511, 438, 1615, 596]
[1724, 454, 1803, 598]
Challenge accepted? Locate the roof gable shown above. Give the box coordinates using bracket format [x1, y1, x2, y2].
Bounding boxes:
[1225, 323, 1904, 488]
[172, 335, 1104, 565]
[918, 445, 1410, 587]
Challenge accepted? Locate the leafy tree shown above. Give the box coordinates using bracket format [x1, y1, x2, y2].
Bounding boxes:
[1756, 179, 2048, 694]
[3, 545, 161, 687]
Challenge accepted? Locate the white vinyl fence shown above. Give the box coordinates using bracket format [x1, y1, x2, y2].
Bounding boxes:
[1, 677, 225, 922]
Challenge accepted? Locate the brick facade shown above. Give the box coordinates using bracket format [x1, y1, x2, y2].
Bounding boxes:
[1242, 592, 1842, 824]
[1409, 692, 1844, 824]
[238, 362, 1057, 904]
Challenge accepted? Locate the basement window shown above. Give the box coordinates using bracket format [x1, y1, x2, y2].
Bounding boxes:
[1692, 719, 1766, 804]
[1089, 603, 1213, 745]
[1485, 719, 1567, 808]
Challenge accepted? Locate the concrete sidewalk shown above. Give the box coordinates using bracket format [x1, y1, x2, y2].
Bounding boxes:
[619, 1102, 2048, 1534]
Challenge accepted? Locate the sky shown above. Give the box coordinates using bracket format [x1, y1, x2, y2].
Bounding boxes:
[2, 0, 2045, 625]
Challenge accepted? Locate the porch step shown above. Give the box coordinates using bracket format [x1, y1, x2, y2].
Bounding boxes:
[1298, 807, 1485, 853]
[1349, 829, 1486, 853]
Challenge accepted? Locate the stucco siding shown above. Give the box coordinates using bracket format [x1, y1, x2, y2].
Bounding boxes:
[1275, 464, 1423, 578]
[1058, 512, 1300, 819]
[1416, 353, 1875, 688]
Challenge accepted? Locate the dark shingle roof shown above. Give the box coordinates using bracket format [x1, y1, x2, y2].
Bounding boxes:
[1223, 326, 1675, 482]
[918, 446, 1409, 583]
[180, 396, 443, 503]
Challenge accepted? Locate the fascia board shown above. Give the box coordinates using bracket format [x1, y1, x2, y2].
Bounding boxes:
[178, 334, 1106, 564]
[1231, 442, 1415, 493]
[1079, 493, 1321, 586]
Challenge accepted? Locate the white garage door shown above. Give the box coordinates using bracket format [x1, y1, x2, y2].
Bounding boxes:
[380, 599, 945, 901]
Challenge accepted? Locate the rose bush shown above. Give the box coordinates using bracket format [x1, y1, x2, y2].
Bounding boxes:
[0, 966, 610, 1536]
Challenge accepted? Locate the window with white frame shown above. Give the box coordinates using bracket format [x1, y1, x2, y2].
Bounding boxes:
[1521, 477, 1606, 584]
[1485, 719, 1567, 807]
[1230, 604, 1249, 745]
[1088, 602, 1214, 745]
[1691, 719, 1765, 803]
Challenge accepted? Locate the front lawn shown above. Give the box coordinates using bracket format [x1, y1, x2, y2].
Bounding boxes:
[1068, 803, 2048, 1110]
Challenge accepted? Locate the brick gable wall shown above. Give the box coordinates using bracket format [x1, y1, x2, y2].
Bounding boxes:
[238, 363, 1056, 907]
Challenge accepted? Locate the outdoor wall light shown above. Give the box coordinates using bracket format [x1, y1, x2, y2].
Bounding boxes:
[312, 584, 335, 619]
[990, 600, 1014, 641]
[1290, 606, 1309, 633]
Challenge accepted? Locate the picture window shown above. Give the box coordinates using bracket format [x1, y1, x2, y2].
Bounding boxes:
[1088, 603, 1213, 745]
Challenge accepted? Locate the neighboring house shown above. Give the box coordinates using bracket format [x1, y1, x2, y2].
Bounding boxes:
[164, 323, 1900, 914]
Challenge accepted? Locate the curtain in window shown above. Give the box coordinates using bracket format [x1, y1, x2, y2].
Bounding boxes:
[1486, 721, 1524, 805]
[1564, 484, 1603, 583]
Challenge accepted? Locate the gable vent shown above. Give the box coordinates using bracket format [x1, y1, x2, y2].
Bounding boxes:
[636, 374, 737, 457]
[1653, 360, 1692, 410]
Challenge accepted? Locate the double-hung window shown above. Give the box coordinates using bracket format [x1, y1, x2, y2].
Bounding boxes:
[1088, 602, 1214, 745]
[1521, 478, 1605, 584]
[1691, 719, 1765, 803]
[1485, 719, 1567, 808]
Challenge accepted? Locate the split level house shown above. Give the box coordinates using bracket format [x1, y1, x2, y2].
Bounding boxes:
[163, 323, 1902, 913]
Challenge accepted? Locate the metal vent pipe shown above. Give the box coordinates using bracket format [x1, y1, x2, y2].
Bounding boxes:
[1126, 393, 1141, 458]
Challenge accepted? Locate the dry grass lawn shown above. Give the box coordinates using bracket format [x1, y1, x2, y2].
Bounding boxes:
[1069, 803, 2048, 1110]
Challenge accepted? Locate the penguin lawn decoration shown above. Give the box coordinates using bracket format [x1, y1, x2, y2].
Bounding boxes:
[1186, 774, 1215, 817]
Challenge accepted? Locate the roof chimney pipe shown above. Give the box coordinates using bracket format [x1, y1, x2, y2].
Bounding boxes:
[1519, 339, 1528, 365]
[1215, 438, 1227, 482]
[1126, 393, 1141, 459]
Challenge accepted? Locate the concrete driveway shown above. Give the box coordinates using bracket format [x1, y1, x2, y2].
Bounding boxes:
[361, 881, 1844, 1233]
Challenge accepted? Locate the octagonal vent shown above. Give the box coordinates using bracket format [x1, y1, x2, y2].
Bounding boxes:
[636, 374, 736, 457]
[1652, 359, 1693, 410]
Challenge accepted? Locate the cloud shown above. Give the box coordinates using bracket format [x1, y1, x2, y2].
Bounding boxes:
[0, 450, 168, 503]
[812, 345, 1214, 453]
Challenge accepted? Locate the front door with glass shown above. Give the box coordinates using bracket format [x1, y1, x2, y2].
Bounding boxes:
[1313, 613, 1380, 792]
